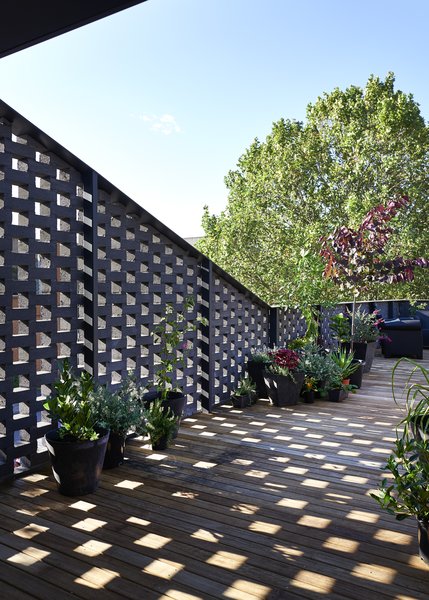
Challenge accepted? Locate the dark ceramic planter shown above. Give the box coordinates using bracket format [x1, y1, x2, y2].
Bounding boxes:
[144, 390, 186, 438]
[328, 388, 347, 403]
[103, 432, 126, 469]
[349, 359, 365, 389]
[152, 435, 169, 451]
[302, 390, 315, 404]
[231, 394, 251, 409]
[264, 372, 305, 406]
[342, 342, 376, 373]
[247, 360, 268, 398]
[45, 428, 109, 496]
[418, 520, 429, 564]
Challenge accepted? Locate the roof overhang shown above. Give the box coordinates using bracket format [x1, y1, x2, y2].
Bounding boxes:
[0, 0, 147, 59]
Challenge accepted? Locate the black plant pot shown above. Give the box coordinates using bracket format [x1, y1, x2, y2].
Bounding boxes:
[264, 372, 305, 407]
[45, 428, 109, 496]
[302, 390, 315, 404]
[328, 388, 347, 403]
[418, 520, 429, 564]
[144, 390, 186, 438]
[342, 342, 376, 373]
[152, 435, 169, 451]
[231, 394, 250, 409]
[349, 359, 365, 389]
[103, 432, 126, 469]
[247, 360, 268, 398]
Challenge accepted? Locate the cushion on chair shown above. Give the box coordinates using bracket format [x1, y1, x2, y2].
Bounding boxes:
[381, 318, 422, 331]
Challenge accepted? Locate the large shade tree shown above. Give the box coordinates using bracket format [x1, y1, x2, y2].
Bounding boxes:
[198, 73, 429, 305]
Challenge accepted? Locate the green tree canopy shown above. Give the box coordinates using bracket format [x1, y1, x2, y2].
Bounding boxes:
[197, 73, 429, 305]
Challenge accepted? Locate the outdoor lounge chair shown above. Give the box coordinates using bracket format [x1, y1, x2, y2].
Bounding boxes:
[380, 318, 423, 359]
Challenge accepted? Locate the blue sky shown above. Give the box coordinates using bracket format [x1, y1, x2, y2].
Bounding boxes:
[0, 0, 428, 237]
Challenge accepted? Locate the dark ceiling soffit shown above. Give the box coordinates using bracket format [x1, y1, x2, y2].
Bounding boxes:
[0, 0, 147, 59]
[0, 98, 269, 309]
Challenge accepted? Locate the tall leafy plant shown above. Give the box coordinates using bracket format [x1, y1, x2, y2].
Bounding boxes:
[152, 296, 207, 401]
[320, 195, 428, 345]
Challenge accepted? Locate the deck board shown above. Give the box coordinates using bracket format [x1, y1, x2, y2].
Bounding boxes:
[1, 353, 428, 599]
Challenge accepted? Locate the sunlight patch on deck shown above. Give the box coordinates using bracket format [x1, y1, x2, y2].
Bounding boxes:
[74, 539, 112, 557]
[346, 509, 379, 523]
[298, 515, 331, 528]
[135, 533, 171, 549]
[69, 500, 97, 511]
[352, 563, 396, 583]
[276, 498, 308, 510]
[323, 536, 360, 552]
[72, 517, 107, 532]
[225, 579, 271, 599]
[290, 570, 335, 593]
[7, 547, 50, 567]
[248, 520, 281, 534]
[115, 479, 143, 489]
[206, 550, 247, 569]
[144, 559, 184, 579]
[374, 529, 413, 545]
[75, 566, 119, 588]
[13, 523, 49, 539]
[191, 528, 223, 542]
[302, 478, 329, 489]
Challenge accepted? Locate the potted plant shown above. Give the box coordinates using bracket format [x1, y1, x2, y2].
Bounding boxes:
[331, 308, 384, 373]
[371, 358, 429, 564]
[43, 360, 109, 496]
[323, 355, 347, 402]
[329, 347, 360, 384]
[145, 296, 207, 437]
[231, 376, 257, 408]
[264, 348, 304, 406]
[370, 435, 429, 564]
[142, 398, 178, 451]
[299, 344, 333, 399]
[93, 374, 144, 469]
[247, 348, 272, 398]
[302, 376, 317, 404]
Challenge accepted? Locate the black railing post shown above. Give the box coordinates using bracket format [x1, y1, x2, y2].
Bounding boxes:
[82, 170, 99, 378]
[269, 306, 278, 348]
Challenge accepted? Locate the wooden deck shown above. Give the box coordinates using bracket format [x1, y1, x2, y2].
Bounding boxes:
[1, 354, 428, 599]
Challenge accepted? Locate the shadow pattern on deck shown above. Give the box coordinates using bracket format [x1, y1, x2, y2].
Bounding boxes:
[0, 354, 428, 599]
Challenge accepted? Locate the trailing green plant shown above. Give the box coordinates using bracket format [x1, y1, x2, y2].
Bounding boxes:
[43, 359, 100, 441]
[142, 398, 178, 447]
[329, 348, 359, 379]
[299, 344, 332, 385]
[323, 354, 344, 390]
[233, 376, 256, 396]
[92, 373, 144, 437]
[370, 436, 429, 524]
[392, 358, 429, 442]
[151, 296, 208, 401]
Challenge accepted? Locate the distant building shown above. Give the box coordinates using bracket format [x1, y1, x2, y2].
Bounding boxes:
[185, 236, 202, 247]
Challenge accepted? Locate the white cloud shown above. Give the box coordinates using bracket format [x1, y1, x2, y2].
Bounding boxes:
[138, 113, 182, 135]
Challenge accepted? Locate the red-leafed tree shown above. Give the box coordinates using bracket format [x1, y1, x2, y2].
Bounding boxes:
[320, 195, 428, 340]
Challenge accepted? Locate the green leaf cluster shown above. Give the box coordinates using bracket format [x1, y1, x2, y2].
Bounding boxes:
[43, 359, 100, 441]
[198, 73, 429, 305]
[142, 399, 178, 447]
